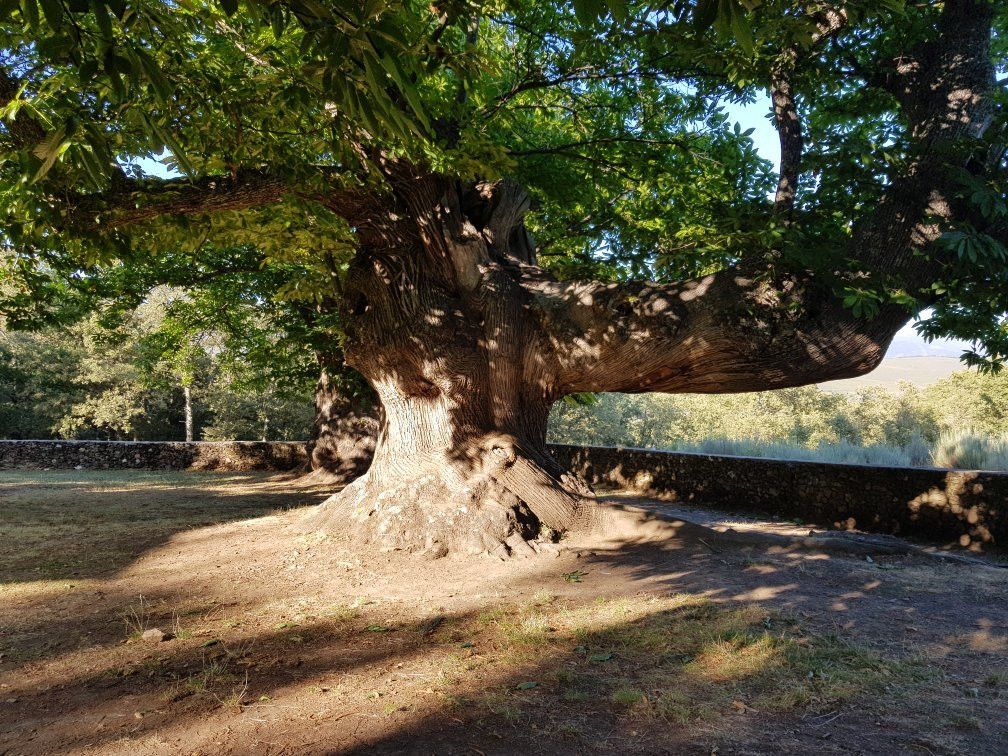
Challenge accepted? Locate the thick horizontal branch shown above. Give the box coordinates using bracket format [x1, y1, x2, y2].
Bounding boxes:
[510, 136, 693, 157]
[521, 0, 995, 398]
[527, 269, 901, 395]
[71, 171, 290, 228]
[63, 167, 417, 249]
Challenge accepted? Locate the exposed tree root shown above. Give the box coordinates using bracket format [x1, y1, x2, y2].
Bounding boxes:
[299, 439, 606, 558]
[296, 466, 360, 488]
[299, 466, 995, 565]
[299, 466, 547, 558]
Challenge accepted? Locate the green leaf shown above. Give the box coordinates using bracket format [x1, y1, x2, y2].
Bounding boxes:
[21, 0, 40, 29]
[588, 652, 613, 662]
[728, 3, 754, 52]
[31, 125, 68, 182]
[516, 681, 538, 690]
[269, 4, 285, 39]
[141, 113, 195, 176]
[376, 53, 430, 134]
[76, 141, 108, 188]
[134, 48, 175, 104]
[605, 0, 628, 22]
[693, 0, 719, 30]
[572, 0, 604, 25]
[93, 0, 113, 39]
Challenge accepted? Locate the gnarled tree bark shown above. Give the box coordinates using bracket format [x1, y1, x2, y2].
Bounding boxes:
[301, 177, 599, 555]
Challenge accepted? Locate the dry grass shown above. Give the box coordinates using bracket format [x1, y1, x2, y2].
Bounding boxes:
[448, 594, 933, 728]
[0, 470, 326, 582]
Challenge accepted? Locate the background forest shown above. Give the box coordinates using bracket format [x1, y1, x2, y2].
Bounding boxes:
[2, 292, 1007, 472]
[0, 287, 316, 443]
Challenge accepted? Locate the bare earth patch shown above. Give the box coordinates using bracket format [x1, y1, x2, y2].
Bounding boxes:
[1, 471, 1005, 755]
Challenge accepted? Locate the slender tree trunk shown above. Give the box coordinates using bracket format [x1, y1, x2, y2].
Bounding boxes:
[260, 385, 272, 442]
[183, 384, 193, 442]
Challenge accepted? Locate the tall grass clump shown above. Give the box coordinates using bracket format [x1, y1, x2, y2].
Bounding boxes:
[675, 438, 912, 467]
[931, 431, 1008, 471]
[903, 431, 932, 467]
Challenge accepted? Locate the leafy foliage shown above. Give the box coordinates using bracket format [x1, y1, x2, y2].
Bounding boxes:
[549, 370, 1008, 471]
[0, 285, 316, 440]
[1, 0, 1005, 374]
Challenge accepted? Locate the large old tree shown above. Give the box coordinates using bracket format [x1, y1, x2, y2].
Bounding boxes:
[2, 0, 1006, 554]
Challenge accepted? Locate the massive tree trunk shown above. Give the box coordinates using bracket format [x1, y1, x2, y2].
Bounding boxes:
[306, 354, 378, 484]
[302, 0, 995, 555]
[301, 179, 599, 555]
[300, 174, 889, 556]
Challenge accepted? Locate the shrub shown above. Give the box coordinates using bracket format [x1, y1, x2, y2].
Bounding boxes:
[931, 431, 1008, 471]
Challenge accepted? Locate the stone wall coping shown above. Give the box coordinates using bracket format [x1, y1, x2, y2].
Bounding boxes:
[547, 443, 1008, 477]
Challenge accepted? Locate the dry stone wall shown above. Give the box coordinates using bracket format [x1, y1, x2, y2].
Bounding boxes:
[2, 440, 1005, 546]
[0, 440, 308, 472]
[549, 444, 1007, 548]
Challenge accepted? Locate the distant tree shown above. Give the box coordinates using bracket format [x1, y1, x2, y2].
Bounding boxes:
[924, 371, 1008, 437]
[0, 326, 83, 437]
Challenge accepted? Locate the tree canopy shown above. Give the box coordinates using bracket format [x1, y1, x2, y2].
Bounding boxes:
[3, 0, 1005, 367]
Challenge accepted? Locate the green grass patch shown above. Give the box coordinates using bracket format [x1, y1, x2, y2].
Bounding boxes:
[465, 593, 935, 726]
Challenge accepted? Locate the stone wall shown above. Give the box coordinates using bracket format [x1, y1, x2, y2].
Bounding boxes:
[549, 444, 1007, 547]
[0, 440, 308, 472]
[2, 440, 1005, 545]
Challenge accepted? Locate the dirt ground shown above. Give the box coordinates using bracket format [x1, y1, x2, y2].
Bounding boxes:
[1, 470, 1006, 755]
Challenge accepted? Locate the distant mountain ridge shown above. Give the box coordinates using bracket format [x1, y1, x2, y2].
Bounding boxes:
[818, 356, 964, 393]
[813, 324, 971, 392]
[885, 330, 970, 359]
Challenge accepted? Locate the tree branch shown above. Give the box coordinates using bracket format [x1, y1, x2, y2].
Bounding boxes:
[526, 268, 899, 395]
[770, 7, 849, 218]
[510, 135, 693, 157]
[54, 161, 426, 250]
[524, 0, 995, 398]
[68, 170, 290, 229]
[770, 65, 802, 217]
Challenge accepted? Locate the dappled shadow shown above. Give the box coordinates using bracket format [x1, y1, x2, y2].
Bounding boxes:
[6, 566, 998, 755]
[554, 446, 1008, 553]
[1, 478, 1006, 754]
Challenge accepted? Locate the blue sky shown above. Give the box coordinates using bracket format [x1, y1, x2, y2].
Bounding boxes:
[725, 95, 781, 168]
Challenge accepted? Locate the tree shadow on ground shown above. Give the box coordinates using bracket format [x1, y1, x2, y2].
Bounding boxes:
[0, 470, 331, 584]
[0, 571, 974, 755]
[1, 477, 1006, 754]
